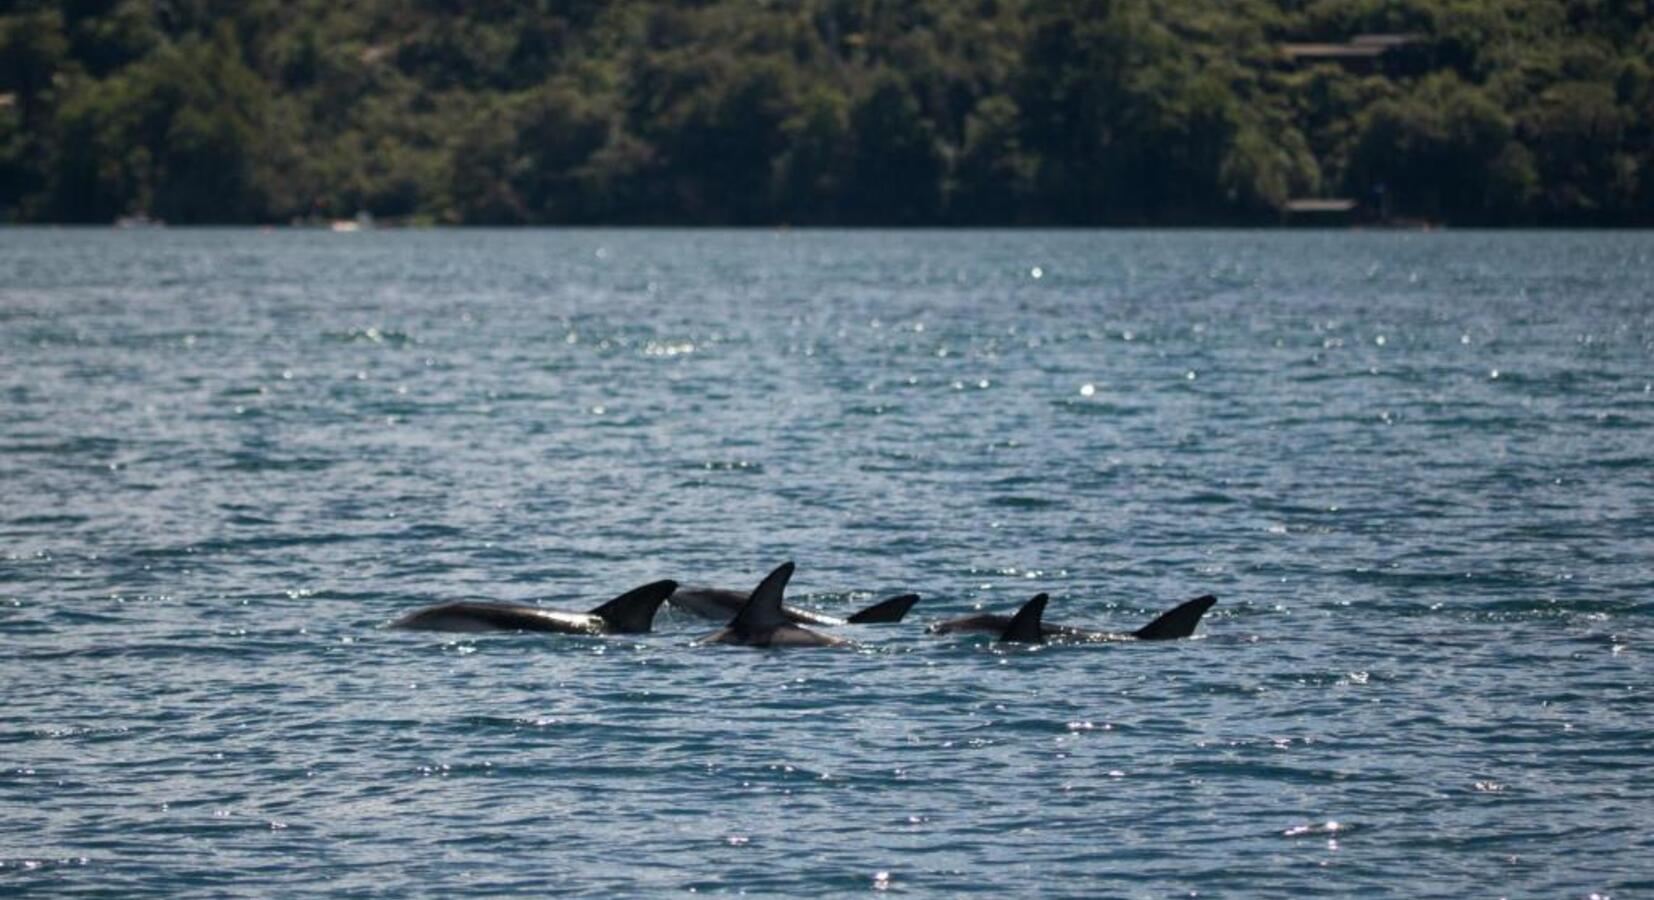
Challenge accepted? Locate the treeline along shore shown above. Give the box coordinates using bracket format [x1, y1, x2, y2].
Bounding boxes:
[2, 0, 1650, 226]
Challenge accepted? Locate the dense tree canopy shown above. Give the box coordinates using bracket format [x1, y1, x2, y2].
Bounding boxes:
[1, 0, 1649, 225]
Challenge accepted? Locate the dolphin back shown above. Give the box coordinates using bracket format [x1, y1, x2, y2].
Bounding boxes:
[1132, 594, 1217, 640]
[845, 593, 920, 624]
[999, 593, 1049, 643]
[589, 579, 679, 633]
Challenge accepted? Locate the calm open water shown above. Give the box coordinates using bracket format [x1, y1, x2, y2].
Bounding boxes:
[1, 229, 1651, 896]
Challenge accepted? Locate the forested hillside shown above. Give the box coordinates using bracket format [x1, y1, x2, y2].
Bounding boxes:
[2, 0, 1650, 225]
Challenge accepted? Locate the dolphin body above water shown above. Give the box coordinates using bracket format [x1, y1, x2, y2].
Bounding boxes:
[928, 593, 1217, 644]
[697, 563, 852, 648]
[670, 584, 919, 627]
[389, 579, 679, 635]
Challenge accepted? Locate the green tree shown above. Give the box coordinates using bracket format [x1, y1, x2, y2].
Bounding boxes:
[951, 94, 1034, 223]
[446, 101, 528, 223]
[4, 0, 1653, 225]
[0, 9, 70, 128]
[516, 84, 614, 222]
[1350, 74, 1529, 221]
[845, 73, 944, 224]
[773, 85, 851, 224]
[1521, 80, 1634, 221]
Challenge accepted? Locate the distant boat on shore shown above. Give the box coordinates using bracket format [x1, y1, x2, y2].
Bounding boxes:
[330, 211, 375, 232]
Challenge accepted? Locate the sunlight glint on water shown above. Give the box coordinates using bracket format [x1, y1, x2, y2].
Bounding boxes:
[1, 229, 1651, 895]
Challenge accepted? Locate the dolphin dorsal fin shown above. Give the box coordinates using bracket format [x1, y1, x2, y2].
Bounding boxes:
[999, 593, 1048, 643]
[589, 579, 679, 633]
[1132, 594, 1217, 640]
[730, 562, 794, 635]
[845, 593, 920, 624]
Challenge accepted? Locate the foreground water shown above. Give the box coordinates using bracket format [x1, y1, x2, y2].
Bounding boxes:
[1, 229, 1650, 896]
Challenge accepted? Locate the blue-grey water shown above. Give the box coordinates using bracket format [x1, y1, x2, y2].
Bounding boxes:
[2, 229, 1651, 896]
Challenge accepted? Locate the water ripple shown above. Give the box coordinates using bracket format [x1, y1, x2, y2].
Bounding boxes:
[1, 230, 1651, 896]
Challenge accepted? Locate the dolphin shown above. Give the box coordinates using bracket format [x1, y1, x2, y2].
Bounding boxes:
[696, 563, 851, 648]
[389, 579, 679, 635]
[669, 584, 919, 627]
[929, 592, 1217, 644]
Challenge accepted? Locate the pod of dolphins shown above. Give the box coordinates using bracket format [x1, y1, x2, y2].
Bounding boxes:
[390, 561, 1218, 648]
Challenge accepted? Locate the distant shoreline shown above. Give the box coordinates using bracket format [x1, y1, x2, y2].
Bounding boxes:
[8, 222, 1654, 231]
[6, 3, 1649, 234]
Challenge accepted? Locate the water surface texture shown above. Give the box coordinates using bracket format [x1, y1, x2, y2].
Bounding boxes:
[2, 230, 1651, 896]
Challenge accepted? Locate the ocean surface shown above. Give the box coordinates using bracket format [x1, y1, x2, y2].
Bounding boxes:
[1, 229, 1650, 897]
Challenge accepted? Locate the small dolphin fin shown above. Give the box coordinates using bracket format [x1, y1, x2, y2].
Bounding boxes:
[730, 562, 794, 635]
[845, 593, 920, 624]
[999, 593, 1048, 643]
[1132, 594, 1217, 640]
[589, 579, 679, 633]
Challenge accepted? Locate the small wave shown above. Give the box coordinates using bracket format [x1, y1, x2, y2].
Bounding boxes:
[219, 454, 336, 473]
[844, 403, 903, 416]
[192, 533, 368, 554]
[323, 327, 415, 346]
[689, 460, 764, 473]
[4, 514, 89, 526]
[986, 496, 1064, 509]
[1051, 398, 1142, 416]
[1176, 759, 1379, 784]
[0, 437, 120, 456]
